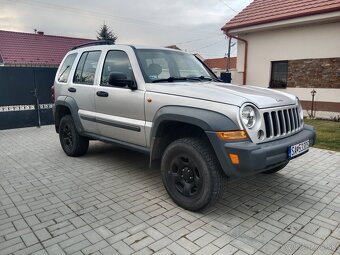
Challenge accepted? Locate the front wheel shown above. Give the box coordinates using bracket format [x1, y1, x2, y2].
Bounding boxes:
[59, 115, 89, 157]
[161, 137, 225, 211]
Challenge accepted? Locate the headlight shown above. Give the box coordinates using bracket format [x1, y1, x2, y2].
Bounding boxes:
[297, 98, 304, 122]
[241, 105, 257, 129]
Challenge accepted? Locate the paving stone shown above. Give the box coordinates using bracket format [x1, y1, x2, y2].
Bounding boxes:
[42, 234, 68, 248]
[21, 232, 39, 247]
[64, 239, 92, 254]
[83, 229, 103, 244]
[35, 228, 52, 241]
[46, 244, 66, 255]
[31, 250, 49, 255]
[321, 236, 340, 251]
[12, 243, 42, 255]
[167, 242, 191, 255]
[149, 237, 172, 252]
[100, 245, 120, 255]
[82, 240, 109, 255]
[214, 244, 238, 255]
[153, 248, 172, 255]
[177, 237, 200, 253]
[59, 234, 85, 249]
[260, 240, 281, 254]
[112, 240, 134, 255]
[0, 127, 339, 255]
[279, 240, 301, 255]
[194, 233, 217, 247]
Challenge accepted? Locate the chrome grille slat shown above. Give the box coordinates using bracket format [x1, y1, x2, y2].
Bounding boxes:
[263, 106, 302, 141]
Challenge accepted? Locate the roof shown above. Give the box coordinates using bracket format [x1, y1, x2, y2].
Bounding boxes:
[204, 57, 237, 70]
[0, 30, 94, 66]
[222, 0, 340, 32]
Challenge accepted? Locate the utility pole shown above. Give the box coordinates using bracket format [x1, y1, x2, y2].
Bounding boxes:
[227, 37, 231, 72]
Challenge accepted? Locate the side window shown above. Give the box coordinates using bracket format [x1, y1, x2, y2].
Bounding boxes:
[57, 53, 77, 83]
[101, 51, 134, 86]
[73, 51, 101, 85]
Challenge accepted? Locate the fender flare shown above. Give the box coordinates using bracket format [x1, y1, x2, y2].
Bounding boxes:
[54, 96, 84, 133]
[150, 106, 239, 163]
[151, 106, 238, 139]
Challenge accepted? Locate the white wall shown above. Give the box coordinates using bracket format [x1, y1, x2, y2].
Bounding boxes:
[233, 21, 340, 113]
[236, 21, 340, 88]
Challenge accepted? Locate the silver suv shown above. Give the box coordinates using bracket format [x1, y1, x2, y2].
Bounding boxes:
[52, 41, 315, 211]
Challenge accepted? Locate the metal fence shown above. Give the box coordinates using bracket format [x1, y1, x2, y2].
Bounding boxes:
[0, 67, 57, 130]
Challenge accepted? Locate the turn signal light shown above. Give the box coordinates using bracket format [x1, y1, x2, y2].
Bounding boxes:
[216, 131, 248, 140]
[229, 154, 240, 165]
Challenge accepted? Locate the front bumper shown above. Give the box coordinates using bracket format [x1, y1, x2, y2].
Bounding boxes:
[206, 124, 316, 177]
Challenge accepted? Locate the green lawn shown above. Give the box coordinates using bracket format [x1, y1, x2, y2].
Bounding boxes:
[304, 119, 340, 152]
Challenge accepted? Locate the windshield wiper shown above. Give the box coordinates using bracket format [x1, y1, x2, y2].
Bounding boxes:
[151, 76, 222, 83]
[196, 76, 223, 82]
[152, 77, 198, 83]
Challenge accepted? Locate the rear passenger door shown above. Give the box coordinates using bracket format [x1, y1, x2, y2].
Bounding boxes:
[94, 50, 146, 146]
[69, 50, 101, 134]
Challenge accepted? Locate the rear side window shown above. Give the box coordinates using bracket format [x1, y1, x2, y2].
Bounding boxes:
[57, 53, 77, 83]
[73, 51, 101, 85]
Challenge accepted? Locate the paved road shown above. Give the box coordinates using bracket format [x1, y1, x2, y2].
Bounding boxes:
[0, 126, 339, 255]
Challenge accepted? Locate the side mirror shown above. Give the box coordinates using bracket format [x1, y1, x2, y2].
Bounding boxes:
[108, 72, 137, 90]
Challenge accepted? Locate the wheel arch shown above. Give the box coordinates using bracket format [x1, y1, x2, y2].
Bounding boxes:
[150, 106, 238, 166]
[54, 96, 84, 133]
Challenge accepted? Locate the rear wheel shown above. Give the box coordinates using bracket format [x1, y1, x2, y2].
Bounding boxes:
[59, 115, 89, 156]
[161, 137, 225, 211]
[262, 162, 289, 174]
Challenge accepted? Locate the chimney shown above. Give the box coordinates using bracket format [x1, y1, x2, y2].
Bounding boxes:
[37, 31, 44, 35]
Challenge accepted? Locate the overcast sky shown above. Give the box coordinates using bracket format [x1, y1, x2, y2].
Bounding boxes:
[0, 0, 252, 58]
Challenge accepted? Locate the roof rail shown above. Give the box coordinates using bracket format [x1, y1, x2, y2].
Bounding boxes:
[71, 40, 115, 50]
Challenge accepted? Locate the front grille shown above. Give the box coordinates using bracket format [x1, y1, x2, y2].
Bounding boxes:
[263, 107, 302, 139]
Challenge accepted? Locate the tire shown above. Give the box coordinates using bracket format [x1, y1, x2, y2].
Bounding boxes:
[262, 162, 289, 174]
[161, 137, 225, 211]
[59, 115, 89, 157]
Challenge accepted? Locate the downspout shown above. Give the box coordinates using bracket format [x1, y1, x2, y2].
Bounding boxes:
[224, 31, 248, 85]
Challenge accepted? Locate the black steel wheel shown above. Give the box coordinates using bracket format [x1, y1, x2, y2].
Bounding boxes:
[161, 137, 225, 211]
[59, 115, 89, 157]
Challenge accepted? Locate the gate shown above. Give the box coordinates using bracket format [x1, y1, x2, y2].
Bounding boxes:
[0, 67, 57, 130]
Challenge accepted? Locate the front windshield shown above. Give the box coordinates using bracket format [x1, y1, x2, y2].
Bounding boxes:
[135, 49, 215, 83]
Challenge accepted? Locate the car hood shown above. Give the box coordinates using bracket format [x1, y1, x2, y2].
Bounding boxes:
[145, 82, 297, 109]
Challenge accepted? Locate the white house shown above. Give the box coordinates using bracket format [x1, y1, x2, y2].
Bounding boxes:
[221, 0, 340, 118]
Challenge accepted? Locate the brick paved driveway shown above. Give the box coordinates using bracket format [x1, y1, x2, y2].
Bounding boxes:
[0, 126, 339, 255]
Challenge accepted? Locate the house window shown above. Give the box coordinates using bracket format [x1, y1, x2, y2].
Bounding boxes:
[270, 61, 288, 88]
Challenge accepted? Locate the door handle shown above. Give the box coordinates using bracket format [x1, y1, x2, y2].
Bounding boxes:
[96, 91, 109, 97]
[68, 87, 76, 93]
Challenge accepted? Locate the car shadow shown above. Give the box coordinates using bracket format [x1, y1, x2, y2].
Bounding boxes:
[81, 141, 313, 220]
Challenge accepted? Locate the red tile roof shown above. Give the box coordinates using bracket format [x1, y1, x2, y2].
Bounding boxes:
[0, 30, 94, 66]
[222, 0, 340, 31]
[204, 57, 237, 70]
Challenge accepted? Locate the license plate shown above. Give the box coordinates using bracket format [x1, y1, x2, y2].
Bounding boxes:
[288, 140, 310, 159]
